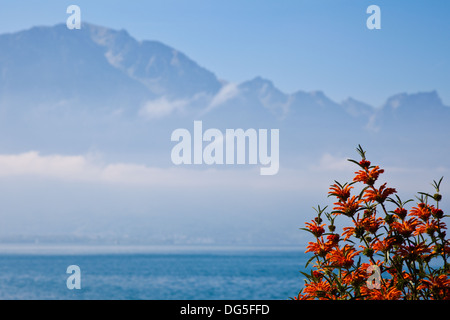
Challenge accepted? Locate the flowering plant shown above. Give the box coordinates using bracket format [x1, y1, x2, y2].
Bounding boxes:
[295, 145, 449, 300]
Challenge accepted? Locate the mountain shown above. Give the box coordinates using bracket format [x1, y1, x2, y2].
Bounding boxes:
[377, 91, 449, 126]
[86, 24, 221, 99]
[0, 22, 449, 166]
[0, 23, 449, 246]
[0, 23, 221, 116]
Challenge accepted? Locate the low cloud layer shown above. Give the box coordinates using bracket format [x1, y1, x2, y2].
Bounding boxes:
[139, 97, 189, 119]
[206, 82, 239, 111]
[0, 151, 447, 197]
[0, 151, 295, 189]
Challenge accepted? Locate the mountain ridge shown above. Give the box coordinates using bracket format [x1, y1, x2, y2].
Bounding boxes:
[0, 23, 449, 247]
[2, 22, 448, 116]
[0, 22, 448, 165]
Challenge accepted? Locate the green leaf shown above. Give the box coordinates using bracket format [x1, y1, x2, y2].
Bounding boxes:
[432, 176, 444, 191]
[299, 227, 314, 236]
[299, 271, 312, 280]
[348, 159, 361, 167]
[305, 255, 317, 268]
[386, 197, 400, 207]
[356, 144, 366, 159]
[358, 186, 369, 199]
[418, 192, 432, 198]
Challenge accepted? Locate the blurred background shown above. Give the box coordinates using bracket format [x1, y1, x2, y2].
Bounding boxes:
[0, 0, 449, 248]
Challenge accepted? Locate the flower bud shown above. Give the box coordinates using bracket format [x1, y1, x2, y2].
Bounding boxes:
[316, 290, 327, 298]
[359, 159, 371, 169]
[312, 270, 323, 280]
[363, 209, 372, 218]
[354, 226, 365, 238]
[434, 244, 443, 254]
[393, 208, 407, 220]
[432, 208, 444, 219]
[392, 234, 404, 246]
[426, 228, 436, 237]
[363, 247, 374, 257]
[384, 214, 395, 225]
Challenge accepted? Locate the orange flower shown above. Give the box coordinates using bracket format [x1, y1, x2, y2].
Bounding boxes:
[410, 203, 432, 221]
[398, 242, 431, 260]
[342, 226, 360, 240]
[302, 279, 332, 299]
[418, 274, 450, 299]
[372, 237, 396, 253]
[361, 286, 402, 300]
[294, 292, 311, 300]
[333, 195, 363, 217]
[305, 238, 330, 257]
[298, 147, 450, 300]
[414, 220, 446, 237]
[327, 244, 359, 269]
[326, 233, 340, 247]
[304, 220, 326, 238]
[329, 183, 353, 202]
[391, 218, 419, 238]
[353, 166, 384, 186]
[342, 265, 368, 287]
[364, 183, 396, 204]
[361, 215, 384, 234]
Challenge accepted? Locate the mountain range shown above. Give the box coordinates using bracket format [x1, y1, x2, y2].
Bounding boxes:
[1, 22, 449, 167]
[0, 22, 449, 246]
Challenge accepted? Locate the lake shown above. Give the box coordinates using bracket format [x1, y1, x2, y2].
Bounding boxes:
[0, 245, 306, 300]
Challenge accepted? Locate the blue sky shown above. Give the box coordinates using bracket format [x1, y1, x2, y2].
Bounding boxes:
[0, 0, 449, 106]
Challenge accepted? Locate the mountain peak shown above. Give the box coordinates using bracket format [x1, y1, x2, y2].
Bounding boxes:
[241, 76, 276, 89]
[383, 91, 444, 110]
[0, 22, 222, 103]
[341, 97, 374, 117]
[240, 76, 286, 99]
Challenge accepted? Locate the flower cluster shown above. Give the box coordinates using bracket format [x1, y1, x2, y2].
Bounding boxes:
[295, 146, 450, 300]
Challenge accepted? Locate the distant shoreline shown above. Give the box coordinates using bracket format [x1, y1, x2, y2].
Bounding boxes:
[0, 244, 304, 255]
